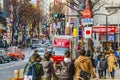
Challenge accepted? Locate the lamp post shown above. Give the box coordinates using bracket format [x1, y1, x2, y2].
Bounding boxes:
[106, 15, 108, 50]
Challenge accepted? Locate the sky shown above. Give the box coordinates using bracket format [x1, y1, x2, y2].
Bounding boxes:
[30, 0, 36, 5]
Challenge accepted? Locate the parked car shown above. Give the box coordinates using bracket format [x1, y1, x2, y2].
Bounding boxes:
[0, 49, 10, 63]
[7, 48, 25, 60]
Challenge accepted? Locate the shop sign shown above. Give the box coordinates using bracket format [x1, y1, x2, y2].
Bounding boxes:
[92, 26, 116, 34]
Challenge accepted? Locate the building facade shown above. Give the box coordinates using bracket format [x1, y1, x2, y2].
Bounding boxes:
[93, 0, 120, 49]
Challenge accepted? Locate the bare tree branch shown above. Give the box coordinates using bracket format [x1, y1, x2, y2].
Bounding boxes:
[58, 1, 80, 14]
[92, 0, 101, 9]
[92, 3, 106, 13]
[93, 10, 117, 16]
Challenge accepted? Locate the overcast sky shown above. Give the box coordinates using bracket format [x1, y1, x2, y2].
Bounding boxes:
[30, 0, 36, 5]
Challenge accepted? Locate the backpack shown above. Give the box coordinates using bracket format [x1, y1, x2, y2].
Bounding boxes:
[78, 60, 91, 80]
[24, 62, 38, 80]
[100, 59, 108, 70]
[60, 61, 75, 80]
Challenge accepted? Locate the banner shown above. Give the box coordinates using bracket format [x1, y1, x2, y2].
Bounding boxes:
[84, 27, 92, 38]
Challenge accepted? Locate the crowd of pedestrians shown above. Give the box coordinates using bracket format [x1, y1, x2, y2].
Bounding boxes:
[23, 47, 120, 80]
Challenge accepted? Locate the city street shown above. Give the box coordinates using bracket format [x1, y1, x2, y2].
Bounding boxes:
[0, 48, 33, 80]
[0, 0, 120, 80]
[0, 48, 120, 79]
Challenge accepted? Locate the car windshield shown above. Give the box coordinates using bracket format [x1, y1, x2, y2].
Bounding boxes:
[53, 47, 68, 55]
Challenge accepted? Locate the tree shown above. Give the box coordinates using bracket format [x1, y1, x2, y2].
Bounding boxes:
[51, 3, 65, 14]
[5, 0, 44, 45]
[58, 0, 107, 16]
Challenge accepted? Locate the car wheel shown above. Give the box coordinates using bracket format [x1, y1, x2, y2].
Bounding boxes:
[7, 59, 11, 62]
[0, 59, 4, 63]
[0, 60, 2, 64]
[22, 56, 25, 60]
[15, 58, 18, 61]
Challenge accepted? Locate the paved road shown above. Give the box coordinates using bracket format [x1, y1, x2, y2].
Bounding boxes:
[1, 48, 120, 80]
[0, 48, 33, 80]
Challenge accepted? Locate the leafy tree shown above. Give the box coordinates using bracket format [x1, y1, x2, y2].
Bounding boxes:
[5, 0, 44, 44]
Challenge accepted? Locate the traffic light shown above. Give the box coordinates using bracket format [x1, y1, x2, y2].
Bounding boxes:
[53, 13, 59, 18]
[53, 13, 65, 18]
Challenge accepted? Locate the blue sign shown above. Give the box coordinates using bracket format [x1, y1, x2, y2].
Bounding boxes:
[108, 35, 114, 42]
[82, 18, 93, 23]
[79, 30, 82, 36]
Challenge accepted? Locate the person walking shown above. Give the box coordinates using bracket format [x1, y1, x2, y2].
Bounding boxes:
[59, 51, 75, 80]
[29, 49, 42, 62]
[24, 54, 44, 80]
[118, 50, 120, 68]
[42, 51, 58, 80]
[74, 49, 97, 80]
[107, 50, 118, 79]
[97, 54, 107, 79]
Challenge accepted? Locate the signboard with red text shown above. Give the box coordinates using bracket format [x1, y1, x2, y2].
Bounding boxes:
[53, 39, 70, 48]
[92, 26, 117, 34]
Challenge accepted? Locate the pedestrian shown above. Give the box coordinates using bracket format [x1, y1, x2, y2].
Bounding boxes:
[24, 54, 44, 80]
[98, 54, 108, 79]
[30, 49, 42, 62]
[42, 51, 58, 80]
[59, 51, 75, 80]
[107, 50, 118, 79]
[74, 49, 98, 80]
[34, 49, 39, 54]
[96, 57, 102, 79]
[45, 45, 49, 52]
[117, 49, 120, 68]
[86, 49, 91, 58]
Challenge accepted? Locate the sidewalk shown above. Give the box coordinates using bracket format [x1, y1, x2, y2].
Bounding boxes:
[95, 67, 120, 80]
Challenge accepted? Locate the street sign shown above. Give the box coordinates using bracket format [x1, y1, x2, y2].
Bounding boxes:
[81, 8, 92, 18]
[92, 26, 117, 34]
[82, 18, 93, 25]
[108, 35, 114, 42]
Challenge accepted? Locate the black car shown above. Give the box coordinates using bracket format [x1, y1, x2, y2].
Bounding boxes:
[0, 49, 10, 63]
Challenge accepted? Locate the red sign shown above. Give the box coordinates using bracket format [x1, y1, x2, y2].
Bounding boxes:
[81, 8, 92, 18]
[92, 26, 117, 34]
[53, 39, 70, 48]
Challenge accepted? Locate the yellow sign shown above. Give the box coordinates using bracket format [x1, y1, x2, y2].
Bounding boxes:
[73, 28, 78, 37]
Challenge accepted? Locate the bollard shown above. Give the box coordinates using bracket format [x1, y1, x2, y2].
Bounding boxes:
[19, 69, 24, 78]
[14, 70, 19, 78]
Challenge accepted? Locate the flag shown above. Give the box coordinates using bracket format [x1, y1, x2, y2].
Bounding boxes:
[84, 27, 92, 38]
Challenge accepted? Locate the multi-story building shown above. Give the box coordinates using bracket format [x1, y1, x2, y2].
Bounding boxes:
[93, 0, 120, 49]
[38, 0, 51, 22]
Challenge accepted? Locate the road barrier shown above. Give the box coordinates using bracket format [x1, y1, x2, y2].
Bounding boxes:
[8, 69, 24, 80]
